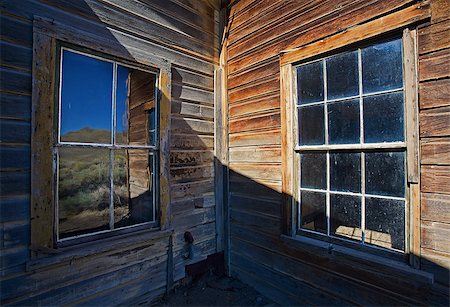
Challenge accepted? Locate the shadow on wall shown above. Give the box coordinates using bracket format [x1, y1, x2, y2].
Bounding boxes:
[225, 170, 449, 306]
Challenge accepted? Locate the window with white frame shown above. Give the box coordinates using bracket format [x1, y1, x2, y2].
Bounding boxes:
[295, 37, 406, 252]
[56, 47, 159, 242]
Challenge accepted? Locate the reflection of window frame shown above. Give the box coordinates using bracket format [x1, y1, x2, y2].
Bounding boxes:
[293, 38, 407, 252]
[55, 46, 160, 244]
[280, 5, 428, 266]
[31, 18, 172, 253]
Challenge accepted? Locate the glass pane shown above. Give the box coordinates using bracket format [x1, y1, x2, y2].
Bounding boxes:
[298, 105, 325, 145]
[365, 197, 405, 251]
[362, 38, 403, 93]
[114, 149, 154, 227]
[116, 65, 157, 146]
[60, 50, 113, 144]
[300, 153, 326, 189]
[326, 51, 359, 100]
[328, 99, 360, 144]
[58, 147, 110, 239]
[330, 152, 361, 193]
[330, 194, 362, 242]
[363, 92, 404, 143]
[297, 61, 324, 104]
[365, 151, 405, 197]
[300, 191, 326, 234]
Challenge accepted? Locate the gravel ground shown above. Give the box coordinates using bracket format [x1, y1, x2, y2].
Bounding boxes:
[152, 272, 277, 306]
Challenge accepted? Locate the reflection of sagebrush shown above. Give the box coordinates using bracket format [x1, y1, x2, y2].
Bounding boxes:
[60, 185, 110, 215]
[59, 158, 109, 198]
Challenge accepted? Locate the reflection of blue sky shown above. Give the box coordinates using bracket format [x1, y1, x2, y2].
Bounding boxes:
[60, 50, 113, 135]
[116, 65, 129, 136]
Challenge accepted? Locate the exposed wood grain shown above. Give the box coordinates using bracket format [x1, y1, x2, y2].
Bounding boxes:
[2, 0, 220, 304]
[419, 48, 450, 81]
[421, 137, 450, 165]
[228, 0, 282, 34]
[228, 163, 281, 181]
[159, 67, 172, 230]
[228, 57, 279, 89]
[30, 31, 55, 250]
[229, 193, 281, 218]
[419, 78, 450, 109]
[421, 192, 450, 223]
[420, 105, 450, 137]
[421, 220, 450, 253]
[421, 247, 450, 286]
[229, 128, 281, 147]
[280, 2, 431, 65]
[421, 165, 450, 194]
[231, 233, 431, 305]
[228, 77, 279, 104]
[229, 0, 360, 59]
[418, 19, 450, 54]
[229, 111, 280, 134]
[229, 0, 418, 74]
[431, 0, 450, 22]
[404, 29, 420, 183]
[229, 93, 279, 118]
[280, 64, 294, 235]
[229, 146, 281, 163]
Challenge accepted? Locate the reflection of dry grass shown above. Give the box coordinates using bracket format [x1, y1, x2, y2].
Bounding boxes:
[60, 206, 132, 235]
[59, 208, 109, 234]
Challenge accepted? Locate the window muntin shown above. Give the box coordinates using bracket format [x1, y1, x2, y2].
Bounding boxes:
[295, 37, 406, 252]
[56, 48, 158, 241]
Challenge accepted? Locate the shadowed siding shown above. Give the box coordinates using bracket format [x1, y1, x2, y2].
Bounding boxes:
[0, 0, 219, 305]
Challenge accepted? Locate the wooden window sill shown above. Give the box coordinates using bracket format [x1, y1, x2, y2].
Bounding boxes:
[26, 228, 174, 272]
[280, 234, 434, 285]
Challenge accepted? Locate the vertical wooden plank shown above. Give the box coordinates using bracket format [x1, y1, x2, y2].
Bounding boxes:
[166, 234, 174, 293]
[410, 183, 421, 268]
[217, 2, 231, 275]
[403, 28, 421, 268]
[280, 63, 293, 235]
[404, 28, 420, 183]
[214, 67, 224, 252]
[31, 30, 56, 251]
[159, 65, 172, 230]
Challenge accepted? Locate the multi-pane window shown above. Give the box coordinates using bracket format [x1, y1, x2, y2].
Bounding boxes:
[295, 38, 406, 252]
[56, 48, 158, 241]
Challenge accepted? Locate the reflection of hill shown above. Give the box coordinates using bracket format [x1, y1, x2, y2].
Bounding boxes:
[61, 127, 111, 144]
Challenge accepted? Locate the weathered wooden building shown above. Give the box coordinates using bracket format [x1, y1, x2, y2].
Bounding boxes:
[0, 0, 449, 305]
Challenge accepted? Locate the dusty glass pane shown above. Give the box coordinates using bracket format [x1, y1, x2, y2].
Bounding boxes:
[298, 105, 325, 145]
[326, 51, 359, 100]
[300, 153, 327, 189]
[330, 152, 361, 193]
[330, 194, 362, 242]
[114, 149, 154, 227]
[364, 92, 404, 143]
[116, 65, 157, 146]
[362, 38, 403, 93]
[328, 99, 360, 144]
[297, 61, 324, 104]
[365, 197, 405, 251]
[300, 191, 327, 234]
[60, 50, 113, 144]
[365, 151, 405, 197]
[58, 147, 110, 239]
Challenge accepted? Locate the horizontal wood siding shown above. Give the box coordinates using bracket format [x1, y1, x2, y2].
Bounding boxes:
[418, 8, 450, 287]
[226, 0, 449, 305]
[0, 0, 219, 304]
